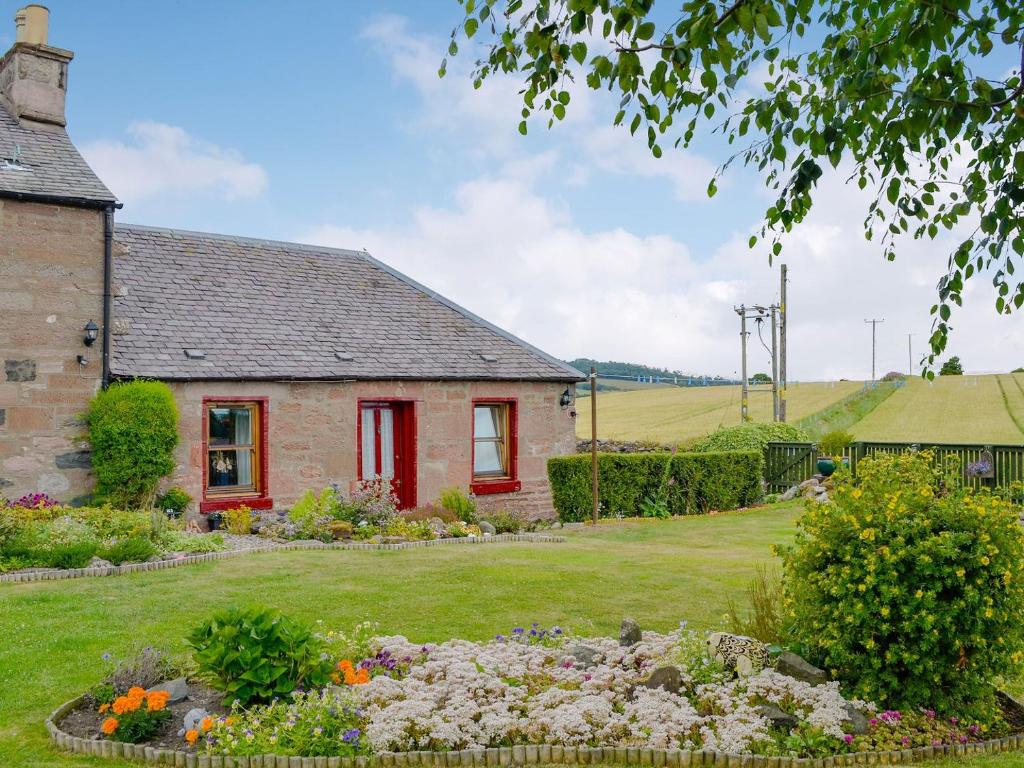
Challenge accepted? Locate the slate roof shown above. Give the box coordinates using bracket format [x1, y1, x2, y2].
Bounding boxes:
[111, 224, 584, 382]
[0, 102, 115, 205]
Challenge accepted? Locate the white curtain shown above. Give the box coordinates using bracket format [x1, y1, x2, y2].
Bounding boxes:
[361, 407, 377, 477]
[379, 408, 394, 480]
[234, 408, 252, 486]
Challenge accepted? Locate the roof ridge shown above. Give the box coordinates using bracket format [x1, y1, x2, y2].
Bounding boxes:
[115, 222, 586, 381]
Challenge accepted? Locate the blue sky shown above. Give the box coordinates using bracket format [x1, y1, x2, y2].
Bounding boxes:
[13, 1, 1021, 379]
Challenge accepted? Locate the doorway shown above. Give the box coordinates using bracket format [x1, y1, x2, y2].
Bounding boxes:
[358, 400, 416, 509]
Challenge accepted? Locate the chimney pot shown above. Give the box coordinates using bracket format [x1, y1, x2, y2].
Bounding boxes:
[16, 5, 49, 45]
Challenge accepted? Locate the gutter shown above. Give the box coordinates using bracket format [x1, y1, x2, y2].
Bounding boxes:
[0, 189, 117, 209]
[102, 204, 115, 387]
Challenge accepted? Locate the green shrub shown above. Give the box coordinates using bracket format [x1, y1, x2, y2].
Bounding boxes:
[693, 422, 809, 453]
[439, 486, 478, 523]
[69, 505, 152, 540]
[223, 505, 253, 535]
[159, 531, 226, 554]
[287, 488, 337, 541]
[482, 509, 526, 533]
[188, 606, 333, 705]
[780, 451, 1024, 721]
[727, 565, 787, 645]
[547, 450, 763, 522]
[818, 429, 854, 458]
[100, 536, 158, 565]
[87, 381, 179, 508]
[155, 487, 192, 516]
[46, 541, 99, 569]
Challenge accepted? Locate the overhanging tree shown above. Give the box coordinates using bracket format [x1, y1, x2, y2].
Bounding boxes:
[445, 0, 1023, 374]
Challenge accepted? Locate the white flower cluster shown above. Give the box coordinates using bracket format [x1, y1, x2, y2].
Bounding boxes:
[352, 629, 866, 754]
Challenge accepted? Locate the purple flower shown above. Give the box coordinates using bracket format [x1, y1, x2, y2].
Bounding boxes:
[901, 737, 910, 746]
[842, 735, 854, 745]
[512, 627, 524, 635]
[868, 718, 878, 727]
[342, 728, 361, 744]
[101, 652, 112, 661]
[950, 717, 959, 725]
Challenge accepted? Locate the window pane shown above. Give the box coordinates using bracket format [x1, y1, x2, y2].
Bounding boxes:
[474, 405, 504, 439]
[209, 407, 253, 446]
[209, 449, 253, 488]
[474, 440, 504, 476]
[361, 407, 377, 477]
[379, 408, 394, 480]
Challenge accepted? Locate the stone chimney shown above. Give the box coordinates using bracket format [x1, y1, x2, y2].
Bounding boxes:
[0, 5, 73, 127]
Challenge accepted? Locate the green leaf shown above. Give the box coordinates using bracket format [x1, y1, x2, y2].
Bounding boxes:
[464, 18, 478, 38]
[571, 42, 587, 65]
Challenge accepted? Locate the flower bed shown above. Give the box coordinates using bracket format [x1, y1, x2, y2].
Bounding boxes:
[48, 622, 1024, 766]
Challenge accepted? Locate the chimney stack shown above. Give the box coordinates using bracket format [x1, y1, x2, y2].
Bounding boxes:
[0, 5, 73, 128]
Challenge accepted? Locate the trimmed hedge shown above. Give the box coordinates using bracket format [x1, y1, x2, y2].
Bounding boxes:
[548, 450, 763, 522]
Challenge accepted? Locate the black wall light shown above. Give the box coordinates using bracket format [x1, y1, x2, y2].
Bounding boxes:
[560, 388, 572, 408]
[83, 319, 99, 347]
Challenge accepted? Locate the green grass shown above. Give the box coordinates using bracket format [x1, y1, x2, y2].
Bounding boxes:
[796, 382, 899, 439]
[852, 374, 1024, 444]
[576, 381, 863, 443]
[4, 504, 1024, 768]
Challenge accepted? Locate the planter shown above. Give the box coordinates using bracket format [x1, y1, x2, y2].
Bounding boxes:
[207, 512, 223, 531]
[816, 457, 837, 477]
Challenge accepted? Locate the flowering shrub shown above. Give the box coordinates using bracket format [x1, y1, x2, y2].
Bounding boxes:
[780, 451, 1024, 721]
[849, 709, 987, 752]
[222, 505, 253, 535]
[98, 686, 171, 743]
[496, 622, 565, 646]
[9, 492, 60, 509]
[188, 606, 334, 705]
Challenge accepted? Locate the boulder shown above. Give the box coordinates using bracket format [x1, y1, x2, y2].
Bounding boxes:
[88, 556, 113, 569]
[179, 707, 209, 736]
[566, 645, 601, 669]
[428, 517, 449, 536]
[478, 520, 497, 535]
[780, 485, 799, 502]
[798, 478, 818, 491]
[619, 618, 642, 647]
[844, 703, 870, 735]
[757, 703, 799, 730]
[814, 491, 830, 504]
[774, 651, 827, 685]
[642, 666, 682, 695]
[148, 677, 188, 704]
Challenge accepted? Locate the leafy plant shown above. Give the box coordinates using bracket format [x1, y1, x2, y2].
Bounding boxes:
[100, 536, 157, 565]
[482, 508, 525, 533]
[100, 687, 171, 743]
[87, 381, 179, 508]
[159, 531, 226, 554]
[287, 488, 337, 541]
[402, 504, 457, 524]
[155, 487, 192, 517]
[817, 430, 854, 459]
[694, 423, 809, 454]
[47, 540, 99, 569]
[188, 606, 334, 705]
[727, 565, 787, 645]
[223, 505, 253, 535]
[780, 451, 1024, 721]
[438, 486, 478, 524]
[940, 356, 964, 376]
[448, 1, 1024, 366]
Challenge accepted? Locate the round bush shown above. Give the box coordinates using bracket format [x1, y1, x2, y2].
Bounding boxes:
[693, 422, 808, 453]
[781, 451, 1024, 721]
[87, 381, 179, 508]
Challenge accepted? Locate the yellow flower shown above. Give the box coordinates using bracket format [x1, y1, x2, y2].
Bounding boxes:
[981, 556, 990, 565]
[915, 590, 923, 599]
[852, 489, 862, 499]
[955, 568, 966, 578]
[880, 607, 890, 617]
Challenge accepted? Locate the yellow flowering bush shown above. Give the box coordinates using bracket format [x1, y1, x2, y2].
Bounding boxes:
[780, 451, 1024, 722]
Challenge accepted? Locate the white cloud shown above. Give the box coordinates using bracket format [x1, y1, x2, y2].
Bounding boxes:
[81, 121, 268, 202]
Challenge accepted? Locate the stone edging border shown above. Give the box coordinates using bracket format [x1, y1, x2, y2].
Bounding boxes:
[2, 534, 565, 584]
[46, 694, 1024, 768]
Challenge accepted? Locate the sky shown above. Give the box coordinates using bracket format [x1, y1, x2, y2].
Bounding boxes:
[12, 1, 1022, 381]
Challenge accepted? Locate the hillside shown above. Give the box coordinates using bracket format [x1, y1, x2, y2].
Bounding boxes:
[576, 380, 862, 444]
[575, 374, 1024, 445]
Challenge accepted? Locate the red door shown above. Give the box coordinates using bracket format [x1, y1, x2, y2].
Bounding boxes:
[359, 401, 416, 509]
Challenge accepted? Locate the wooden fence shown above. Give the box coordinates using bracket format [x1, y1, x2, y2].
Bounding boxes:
[764, 440, 1024, 494]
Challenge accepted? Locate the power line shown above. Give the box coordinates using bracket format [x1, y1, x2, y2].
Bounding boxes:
[864, 318, 884, 382]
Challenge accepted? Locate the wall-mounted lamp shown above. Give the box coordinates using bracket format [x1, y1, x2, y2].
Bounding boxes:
[83, 319, 99, 347]
[559, 388, 573, 408]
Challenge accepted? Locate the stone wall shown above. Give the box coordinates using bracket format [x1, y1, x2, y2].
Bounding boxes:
[167, 379, 576, 519]
[0, 199, 104, 501]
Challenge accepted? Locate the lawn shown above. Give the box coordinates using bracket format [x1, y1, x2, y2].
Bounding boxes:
[4, 503, 1024, 768]
[576, 381, 863, 443]
[852, 374, 1024, 444]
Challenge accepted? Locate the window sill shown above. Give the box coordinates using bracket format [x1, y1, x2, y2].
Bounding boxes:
[470, 479, 521, 495]
[200, 497, 274, 514]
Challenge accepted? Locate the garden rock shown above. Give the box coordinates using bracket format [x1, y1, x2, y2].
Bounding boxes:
[148, 677, 188, 705]
[478, 520, 497, 535]
[707, 632, 770, 676]
[619, 618, 642, 647]
[844, 703, 870, 734]
[428, 517, 448, 536]
[757, 703, 799, 730]
[774, 651, 827, 685]
[642, 666, 682, 694]
[179, 707, 209, 736]
[565, 645, 601, 669]
[147, 554, 164, 563]
[88, 556, 113, 569]
[780, 485, 799, 502]
[814, 492, 830, 504]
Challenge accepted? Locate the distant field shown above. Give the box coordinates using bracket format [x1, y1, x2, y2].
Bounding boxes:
[576, 380, 863, 444]
[851, 373, 1024, 444]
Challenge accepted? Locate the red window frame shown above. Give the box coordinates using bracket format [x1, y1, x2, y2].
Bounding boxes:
[199, 396, 272, 513]
[470, 398, 520, 495]
[356, 398, 418, 510]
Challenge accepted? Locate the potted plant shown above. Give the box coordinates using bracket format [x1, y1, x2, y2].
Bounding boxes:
[155, 487, 191, 520]
[206, 510, 224, 532]
[816, 430, 854, 477]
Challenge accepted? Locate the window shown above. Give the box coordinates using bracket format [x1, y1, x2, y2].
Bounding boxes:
[471, 399, 520, 494]
[201, 398, 271, 512]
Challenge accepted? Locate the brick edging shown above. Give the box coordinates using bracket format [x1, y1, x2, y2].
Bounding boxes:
[46, 693, 1024, 767]
[1, 534, 566, 584]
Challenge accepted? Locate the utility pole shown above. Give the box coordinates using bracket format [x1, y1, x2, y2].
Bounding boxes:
[735, 306, 750, 422]
[590, 366, 598, 525]
[770, 305, 779, 421]
[778, 264, 787, 422]
[907, 334, 912, 377]
[864, 318, 884, 382]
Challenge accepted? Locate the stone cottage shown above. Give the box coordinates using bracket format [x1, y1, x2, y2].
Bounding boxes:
[0, 6, 582, 518]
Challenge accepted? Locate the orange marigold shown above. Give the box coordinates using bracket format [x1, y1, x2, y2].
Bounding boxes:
[111, 696, 139, 715]
[355, 668, 370, 684]
[338, 659, 354, 672]
[126, 686, 146, 700]
[225, 716, 236, 726]
[200, 716, 213, 733]
[97, 703, 110, 714]
[184, 729, 199, 745]
[146, 690, 169, 711]
[101, 717, 119, 735]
